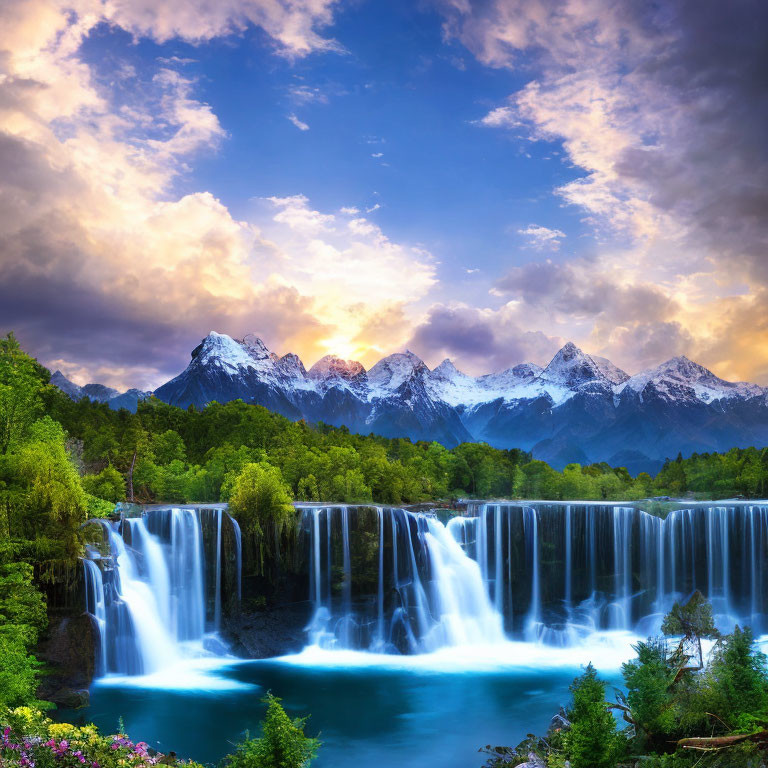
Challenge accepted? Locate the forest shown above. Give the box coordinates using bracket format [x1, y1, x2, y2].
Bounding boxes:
[0, 334, 759, 510]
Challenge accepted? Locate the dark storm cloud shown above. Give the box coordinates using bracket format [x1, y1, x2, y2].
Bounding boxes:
[616, 0, 768, 279]
[494, 262, 675, 324]
[407, 304, 561, 373]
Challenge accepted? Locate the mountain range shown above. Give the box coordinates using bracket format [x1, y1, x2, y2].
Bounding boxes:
[51, 331, 768, 473]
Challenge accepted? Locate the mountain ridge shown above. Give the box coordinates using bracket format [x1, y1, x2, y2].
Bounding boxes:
[52, 332, 768, 473]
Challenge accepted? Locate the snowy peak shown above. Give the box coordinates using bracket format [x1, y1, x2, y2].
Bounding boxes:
[308, 354, 366, 381]
[542, 342, 607, 388]
[240, 333, 272, 362]
[193, 331, 267, 374]
[426, 359, 481, 406]
[276, 352, 307, 380]
[431, 359, 463, 379]
[591, 355, 630, 385]
[620, 355, 764, 403]
[367, 350, 429, 396]
[478, 363, 542, 390]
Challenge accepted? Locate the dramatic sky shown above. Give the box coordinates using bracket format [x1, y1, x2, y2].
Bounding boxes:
[1, 0, 767, 389]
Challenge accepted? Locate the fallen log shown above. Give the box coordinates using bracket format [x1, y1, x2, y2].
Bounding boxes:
[677, 730, 768, 751]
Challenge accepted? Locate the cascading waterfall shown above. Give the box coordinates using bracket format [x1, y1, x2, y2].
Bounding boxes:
[302, 505, 503, 653]
[82, 559, 107, 675]
[81, 507, 241, 676]
[301, 502, 768, 654]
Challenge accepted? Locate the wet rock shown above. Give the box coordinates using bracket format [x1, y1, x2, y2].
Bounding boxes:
[46, 687, 90, 709]
[223, 603, 313, 658]
[37, 612, 98, 701]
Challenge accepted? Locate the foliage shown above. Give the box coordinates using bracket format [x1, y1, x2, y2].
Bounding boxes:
[490, 598, 768, 767]
[223, 693, 319, 768]
[622, 638, 679, 748]
[563, 664, 623, 768]
[0, 565, 48, 710]
[224, 463, 295, 574]
[0, 628, 45, 711]
[700, 626, 768, 732]
[81, 466, 125, 504]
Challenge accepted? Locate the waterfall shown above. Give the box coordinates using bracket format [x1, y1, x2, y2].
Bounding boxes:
[231, 514, 243, 604]
[300, 502, 768, 654]
[524, 506, 541, 640]
[81, 506, 241, 677]
[304, 506, 505, 653]
[421, 517, 505, 648]
[214, 510, 223, 630]
[82, 559, 107, 675]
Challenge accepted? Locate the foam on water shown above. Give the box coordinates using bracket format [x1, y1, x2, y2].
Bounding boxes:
[92, 652, 254, 691]
[277, 631, 643, 673]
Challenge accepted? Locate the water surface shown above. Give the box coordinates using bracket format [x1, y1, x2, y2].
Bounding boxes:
[63, 646, 628, 768]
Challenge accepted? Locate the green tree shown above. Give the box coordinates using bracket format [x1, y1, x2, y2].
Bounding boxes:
[152, 429, 187, 465]
[225, 463, 295, 574]
[662, 590, 719, 671]
[0, 562, 48, 709]
[621, 639, 678, 748]
[82, 465, 126, 503]
[702, 626, 768, 731]
[0, 333, 47, 455]
[565, 664, 622, 768]
[224, 693, 319, 768]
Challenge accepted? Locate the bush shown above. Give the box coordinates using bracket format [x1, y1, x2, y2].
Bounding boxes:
[224, 693, 319, 768]
[1, 707, 170, 768]
[0, 564, 48, 709]
[622, 638, 678, 748]
[81, 466, 126, 503]
[702, 626, 768, 731]
[0, 627, 45, 710]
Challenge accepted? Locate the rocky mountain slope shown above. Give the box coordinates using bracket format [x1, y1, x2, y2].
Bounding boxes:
[53, 332, 768, 472]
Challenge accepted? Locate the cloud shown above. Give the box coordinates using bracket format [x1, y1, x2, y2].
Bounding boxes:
[288, 85, 329, 104]
[477, 106, 518, 128]
[107, 0, 344, 57]
[408, 303, 562, 374]
[517, 224, 565, 251]
[287, 113, 310, 130]
[0, 0, 440, 388]
[438, 0, 768, 383]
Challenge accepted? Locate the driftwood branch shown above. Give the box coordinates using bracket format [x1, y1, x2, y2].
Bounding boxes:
[672, 663, 702, 684]
[677, 730, 768, 751]
[607, 702, 637, 726]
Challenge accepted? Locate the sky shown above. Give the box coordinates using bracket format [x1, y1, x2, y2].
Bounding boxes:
[1, 0, 766, 390]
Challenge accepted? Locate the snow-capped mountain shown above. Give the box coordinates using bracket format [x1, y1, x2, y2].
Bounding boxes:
[51, 331, 768, 472]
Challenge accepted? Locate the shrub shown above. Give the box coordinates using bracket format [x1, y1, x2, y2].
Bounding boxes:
[0, 707, 165, 768]
[81, 466, 126, 504]
[224, 693, 319, 768]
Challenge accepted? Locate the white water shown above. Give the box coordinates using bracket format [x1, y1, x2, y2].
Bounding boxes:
[82, 559, 107, 675]
[303, 502, 768, 655]
[421, 517, 505, 649]
[81, 507, 241, 682]
[81, 501, 768, 684]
